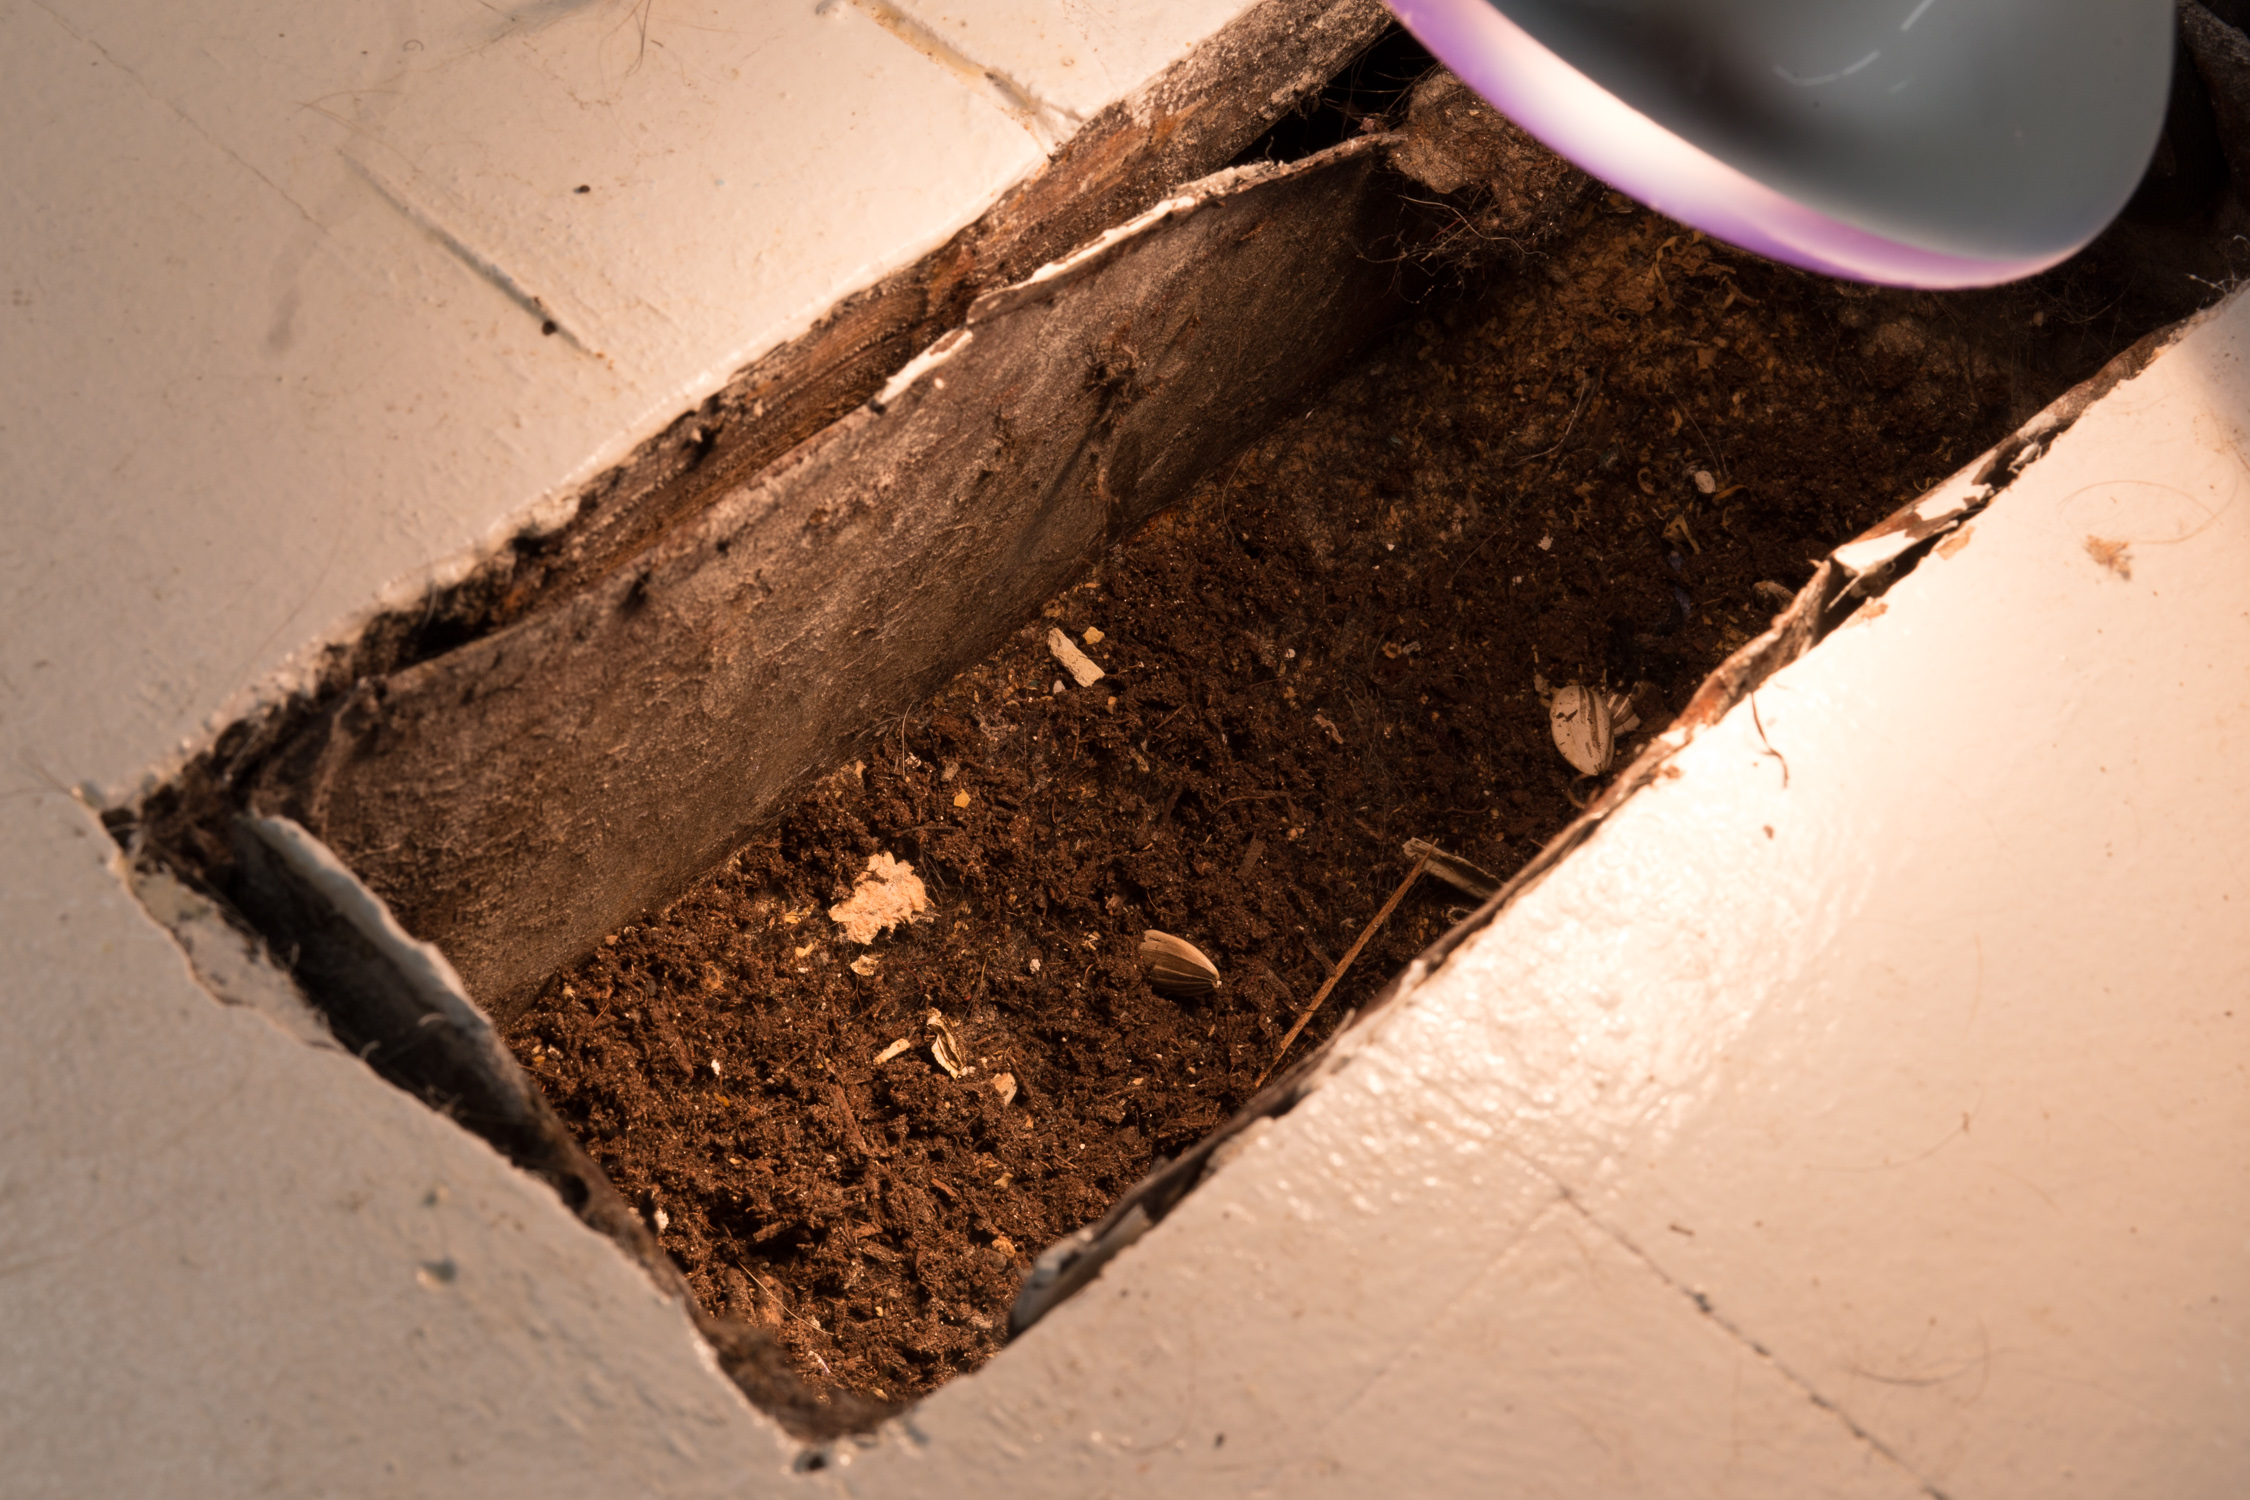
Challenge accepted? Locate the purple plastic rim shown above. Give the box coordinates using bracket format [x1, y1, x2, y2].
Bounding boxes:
[1385, 0, 2074, 288]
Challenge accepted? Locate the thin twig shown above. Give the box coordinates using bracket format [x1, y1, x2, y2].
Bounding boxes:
[1209, 451, 1253, 536]
[1255, 856, 1429, 1087]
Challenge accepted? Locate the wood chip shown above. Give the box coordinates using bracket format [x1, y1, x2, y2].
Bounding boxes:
[1138, 930, 1221, 996]
[1047, 628, 1105, 687]
[994, 1072, 1018, 1106]
[872, 1037, 913, 1065]
[827, 852, 931, 943]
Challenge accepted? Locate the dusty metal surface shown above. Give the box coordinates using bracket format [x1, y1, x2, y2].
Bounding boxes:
[241, 139, 1427, 1014]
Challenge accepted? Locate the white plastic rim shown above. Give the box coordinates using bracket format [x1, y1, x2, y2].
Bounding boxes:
[1385, 0, 2149, 287]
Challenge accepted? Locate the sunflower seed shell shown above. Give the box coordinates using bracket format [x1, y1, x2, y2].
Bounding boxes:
[1139, 930, 1221, 996]
[1549, 683, 1614, 776]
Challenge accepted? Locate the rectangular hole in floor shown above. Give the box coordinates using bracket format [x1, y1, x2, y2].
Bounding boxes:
[493, 195, 2236, 1403]
[117, 24, 2250, 1443]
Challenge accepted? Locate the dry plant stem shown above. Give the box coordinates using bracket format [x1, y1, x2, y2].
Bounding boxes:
[1256, 855, 1431, 1086]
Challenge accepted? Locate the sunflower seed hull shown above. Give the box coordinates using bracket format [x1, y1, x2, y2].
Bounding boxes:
[1138, 930, 1221, 995]
[1549, 683, 1614, 776]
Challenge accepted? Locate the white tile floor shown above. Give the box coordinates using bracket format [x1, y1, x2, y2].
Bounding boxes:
[0, 1, 1242, 1490]
[5, 4, 2245, 1494]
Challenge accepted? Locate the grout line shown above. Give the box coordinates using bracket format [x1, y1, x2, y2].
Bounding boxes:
[1324, 1191, 1573, 1424]
[343, 155, 600, 356]
[1550, 1185, 1955, 1500]
[843, 0, 1083, 151]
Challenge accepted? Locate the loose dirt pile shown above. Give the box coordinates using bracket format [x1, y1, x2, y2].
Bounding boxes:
[502, 190, 2233, 1404]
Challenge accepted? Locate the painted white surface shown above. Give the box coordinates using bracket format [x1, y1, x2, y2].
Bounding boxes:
[6, 1, 2247, 1490]
[841, 300, 2250, 1494]
[0, 793, 789, 1496]
[0, 0, 1249, 799]
[1058, 0, 1268, 98]
[880, 0, 1123, 135]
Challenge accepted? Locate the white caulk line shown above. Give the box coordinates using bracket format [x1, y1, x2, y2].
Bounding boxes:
[344, 154, 599, 356]
[870, 326, 975, 412]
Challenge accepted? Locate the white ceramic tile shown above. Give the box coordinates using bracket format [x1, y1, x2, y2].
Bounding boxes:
[848, 1091, 1569, 1496]
[1312, 1205, 1926, 1499]
[851, 292, 2250, 1497]
[13, 3, 2246, 1492]
[0, 4, 1252, 1491]
[1060, 0, 1262, 97]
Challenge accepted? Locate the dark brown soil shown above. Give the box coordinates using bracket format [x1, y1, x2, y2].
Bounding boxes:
[500, 193, 2236, 1405]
